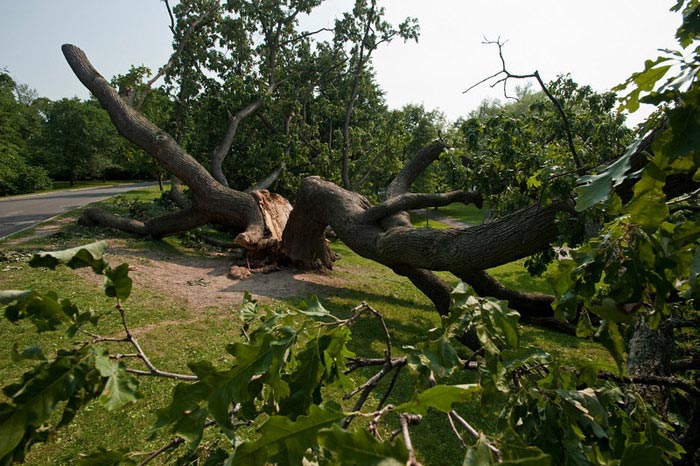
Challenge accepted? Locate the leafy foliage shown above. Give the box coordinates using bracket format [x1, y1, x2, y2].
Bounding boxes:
[550, 0, 700, 461]
[0, 243, 140, 465]
[0, 243, 685, 465]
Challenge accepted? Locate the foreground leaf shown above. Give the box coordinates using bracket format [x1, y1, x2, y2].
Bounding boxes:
[93, 347, 140, 410]
[29, 241, 108, 273]
[227, 403, 345, 466]
[318, 425, 408, 465]
[395, 384, 480, 416]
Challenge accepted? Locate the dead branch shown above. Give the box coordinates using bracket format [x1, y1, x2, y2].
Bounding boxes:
[463, 38, 581, 170]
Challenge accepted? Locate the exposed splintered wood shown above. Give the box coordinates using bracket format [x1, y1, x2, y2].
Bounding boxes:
[250, 190, 292, 242]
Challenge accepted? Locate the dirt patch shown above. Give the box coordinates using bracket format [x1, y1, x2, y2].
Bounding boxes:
[77, 240, 348, 311]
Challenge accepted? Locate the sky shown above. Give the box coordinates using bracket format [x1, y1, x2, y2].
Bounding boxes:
[0, 1, 682, 125]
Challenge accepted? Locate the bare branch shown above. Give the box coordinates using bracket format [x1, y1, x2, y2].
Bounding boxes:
[450, 410, 502, 461]
[400, 414, 423, 466]
[162, 0, 176, 35]
[135, 1, 220, 110]
[463, 39, 582, 170]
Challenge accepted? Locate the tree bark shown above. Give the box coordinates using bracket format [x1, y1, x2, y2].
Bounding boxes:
[283, 176, 568, 317]
[62, 44, 267, 246]
[210, 101, 265, 187]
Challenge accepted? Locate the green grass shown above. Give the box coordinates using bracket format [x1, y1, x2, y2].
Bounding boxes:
[435, 202, 486, 224]
[0, 195, 615, 465]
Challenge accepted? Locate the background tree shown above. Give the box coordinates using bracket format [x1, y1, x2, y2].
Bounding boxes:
[33, 98, 120, 186]
[0, 72, 51, 195]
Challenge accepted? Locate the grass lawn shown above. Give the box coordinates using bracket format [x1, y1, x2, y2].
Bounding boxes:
[0, 190, 614, 465]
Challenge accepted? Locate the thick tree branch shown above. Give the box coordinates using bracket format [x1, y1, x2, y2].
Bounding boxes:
[63, 44, 267, 244]
[210, 100, 265, 187]
[386, 141, 448, 199]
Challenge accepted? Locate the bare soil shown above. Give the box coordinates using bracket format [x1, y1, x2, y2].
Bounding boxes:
[84, 240, 348, 311]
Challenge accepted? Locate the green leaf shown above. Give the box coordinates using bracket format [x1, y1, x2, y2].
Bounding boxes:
[11, 344, 46, 362]
[93, 347, 140, 410]
[280, 326, 355, 417]
[501, 444, 552, 465]
[575, 310, 595, 338]
[395, 384, 480, 416]
[0, 348, 102, 461]
[151, 381, 210, 449]
[0, 409, 26, 463]
[410, 336, 462, 379]
[77, 448, 136, 465]
[598, 320, 626, 371]
[227, 403, 345, 466]
[620, 444, 663, 466]
[615, 57, 672, 112]
[451, 281, 473, 308]
[626, 160, 669, 228]
[0, 290, 32, 305]
[575, 139, 642, 211]
[104, 263, 133, 301]
[663, 103, 700, 158]
[4, 291, 70, 332]
[462, 435, 498, 466]
[589, 298, 634, 324]
[318, 425, 408, 465]
[298, 295, 337, 320]
[28, 241, 108, 274]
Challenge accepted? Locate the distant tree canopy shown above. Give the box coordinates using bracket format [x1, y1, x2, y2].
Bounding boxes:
[0, 72, 50, 195]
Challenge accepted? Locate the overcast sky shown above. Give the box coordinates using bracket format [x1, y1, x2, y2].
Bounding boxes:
[0, 1, 682, 125]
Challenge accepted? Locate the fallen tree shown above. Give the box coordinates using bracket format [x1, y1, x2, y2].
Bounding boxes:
[63, 43, 575, 319]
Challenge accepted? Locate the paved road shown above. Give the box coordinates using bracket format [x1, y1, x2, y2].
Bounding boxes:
[0, 182, 157, 239]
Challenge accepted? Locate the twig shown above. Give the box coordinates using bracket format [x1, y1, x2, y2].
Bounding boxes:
[135, 1, 220, 109]
[463, 38, 582, 170]
[450, 410, 503, 462]
[447, 412, 467, 449]
[135, 437, 184, 466]
[341, 303, 405, 428]
[130, 420, 216, 465]
[367, 404, 395, 440]
[345, 356, 408, 373]
[114, 301, 199, 381]
[377, 365, 403, 410]
[110, 353, 140, 360]
[342, 361, 397, 428]
[400, 414, 423, 466]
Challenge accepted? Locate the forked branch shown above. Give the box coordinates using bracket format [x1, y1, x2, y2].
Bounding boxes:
[464, 38, 582, 170]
